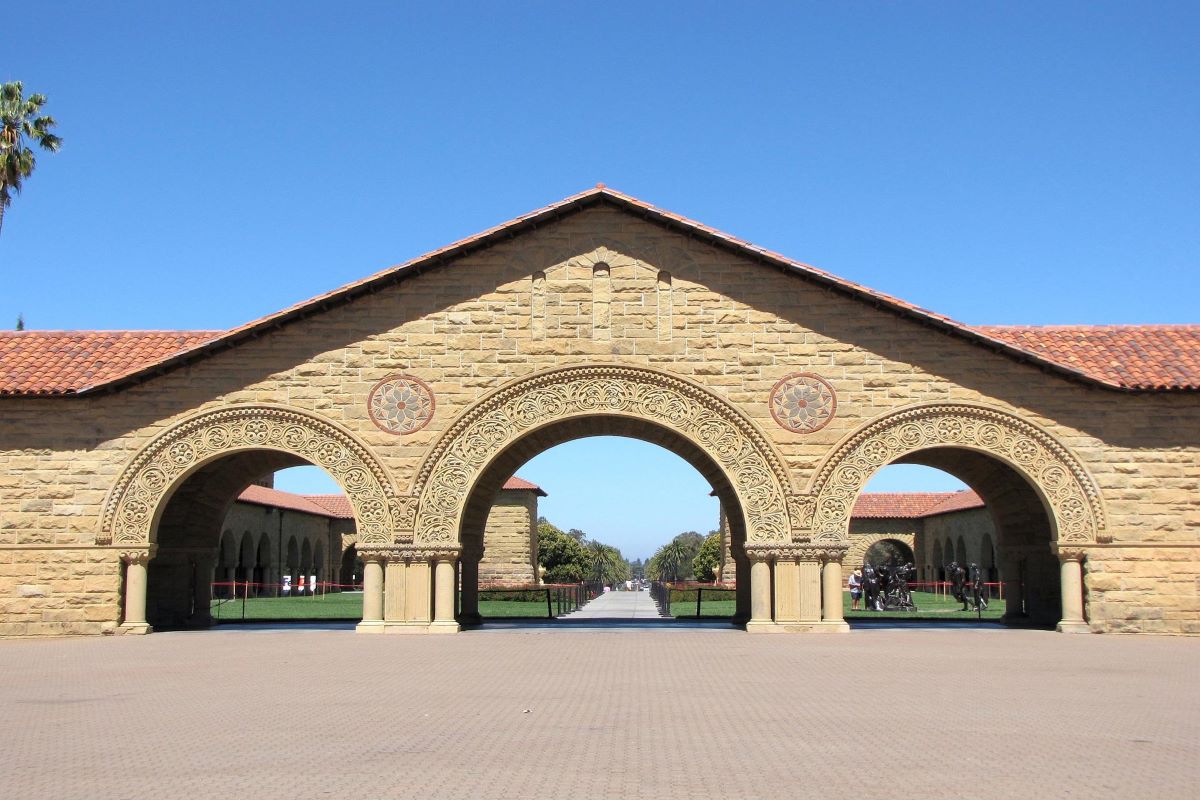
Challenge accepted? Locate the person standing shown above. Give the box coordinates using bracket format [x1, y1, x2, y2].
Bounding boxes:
[848, 568, 863, 611]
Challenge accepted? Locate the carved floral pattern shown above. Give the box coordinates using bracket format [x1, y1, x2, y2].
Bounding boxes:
[413, 366, 792, 545]
[100, 406, 398, 547]
[809, 404, 1105, 544]
[770, 373, 836, 433]
[368, 375, 435, 435]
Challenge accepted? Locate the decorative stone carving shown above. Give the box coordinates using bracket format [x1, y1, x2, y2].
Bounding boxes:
[368, 375, 435, 435]
[119, 550, 152, 566]
[413, 365, 792, 545]
[744, 543, 844, 562]
[100, 405, 399, 547]
[769, 373, 836, 433]
[809, 403, 1105, 544]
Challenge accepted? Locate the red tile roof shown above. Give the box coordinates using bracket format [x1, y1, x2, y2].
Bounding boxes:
[237, 485, 346, 518]
[238, 476, 543, 519]
[852, 490, 984, 519]
[1, 188, 1197, 395]
[502, 476, 547, 496]
[302, 494, 355, 518]
[977, 325, 1200, 391]
[0, 331, 221, 396]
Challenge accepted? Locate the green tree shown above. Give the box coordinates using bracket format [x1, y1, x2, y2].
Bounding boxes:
[537, 521, 590, 584]
[0, 81, 61, 238]
[587, 540, 631, 586]
[692, 531, 722, 582]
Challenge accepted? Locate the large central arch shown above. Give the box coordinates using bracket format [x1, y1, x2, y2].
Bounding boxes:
[410, 364, 794, 546]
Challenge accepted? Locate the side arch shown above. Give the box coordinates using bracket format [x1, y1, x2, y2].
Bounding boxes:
[847, 534, 917, 568]
[411, 364, 793, 545]
[808, 403, 1106, 544]
[99, 404, 399, 547]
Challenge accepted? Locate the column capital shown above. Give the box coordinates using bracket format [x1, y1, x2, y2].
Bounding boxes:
[362, 545, 460, 563]
[1053, 546, 1088, 563]
[745, 543, 844, 562]
[119, 548, 154, 565]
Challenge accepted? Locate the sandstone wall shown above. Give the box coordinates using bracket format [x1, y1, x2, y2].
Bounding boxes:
[478, 490, 538, 585]
[1, 205, 1198, 634]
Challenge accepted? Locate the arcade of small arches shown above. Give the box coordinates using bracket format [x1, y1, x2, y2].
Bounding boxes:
[108, 365, 1103, 636]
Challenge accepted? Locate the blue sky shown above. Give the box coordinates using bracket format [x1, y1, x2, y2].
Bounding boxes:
[5, 3, 1196, 558]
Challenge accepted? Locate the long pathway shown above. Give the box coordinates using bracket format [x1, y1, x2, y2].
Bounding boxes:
[564, 588, 666, 619]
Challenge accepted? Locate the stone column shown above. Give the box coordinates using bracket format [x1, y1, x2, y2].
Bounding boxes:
[188, 555, 215, 628]
[459, 552, 481, 626]
[431, 555, 460, 633]
[746, 550, 774, 633]
[773, 555, 799, 623]
[798, 556, 822, 623]
[732, 545, 751, 624]
[356, 554, 385, 633]
[1056, 548, 1089, 633]
[821, 555, 849, 631]
[1000, 549, 1027, 622]
[120, 551, 152, 634]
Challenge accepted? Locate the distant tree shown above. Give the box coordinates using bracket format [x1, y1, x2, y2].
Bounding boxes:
[15, 314, 24, 331]
[647, 531, 709, 581]
[1, 81, 61, 238]
[587, 540, 631, 586]
[692, 531, 722, 582]
[537, 521, 590, 583]
[628, 558, 645, 580]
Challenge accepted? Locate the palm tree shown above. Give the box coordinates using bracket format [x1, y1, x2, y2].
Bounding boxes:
[650, 538, 691, 582]
[586, 541, 630, 586]
[1, 81, 62, 238]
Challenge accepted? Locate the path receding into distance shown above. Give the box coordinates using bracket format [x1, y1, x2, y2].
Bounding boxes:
[565, 588, 666, 619]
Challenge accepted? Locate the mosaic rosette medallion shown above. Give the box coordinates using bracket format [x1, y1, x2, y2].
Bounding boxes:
[368, 375, 435, 435]
[769, 372, 836, 433]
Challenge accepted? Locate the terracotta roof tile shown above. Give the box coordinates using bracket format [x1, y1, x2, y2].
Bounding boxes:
[502, 476, 547, 496]
[852, 490, 983, 519]
[977, 325, 1200, 391]
[301, 494, 355, 518]
[0, 331, 221, 396]
[237, 485, 344, 518]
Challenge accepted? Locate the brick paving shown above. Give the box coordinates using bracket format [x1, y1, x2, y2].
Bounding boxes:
[0, 627, 1197, 799]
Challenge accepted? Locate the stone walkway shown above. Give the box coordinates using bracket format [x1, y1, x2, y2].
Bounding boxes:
[564, 587, 666, 619]
[0, 628, 1197, 799]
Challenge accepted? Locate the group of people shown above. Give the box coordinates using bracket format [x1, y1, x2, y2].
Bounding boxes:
[847, 561, 915, 612]
[846, 560, 989, 612]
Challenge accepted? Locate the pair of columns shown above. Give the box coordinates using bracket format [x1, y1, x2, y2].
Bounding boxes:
[744, 545, 849, 633]
[357, 547, 460, 634]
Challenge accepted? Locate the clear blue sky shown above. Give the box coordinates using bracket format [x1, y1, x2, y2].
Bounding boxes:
[5, 3, 1195, 558]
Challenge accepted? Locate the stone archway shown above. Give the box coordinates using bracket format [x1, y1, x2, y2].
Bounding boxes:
[100, 404, 400, 632]
[412, 365, 793, 546]
[359, 364, 799, 633]
[808, 403, 1104, 543]
[807, 402, 1105, 631]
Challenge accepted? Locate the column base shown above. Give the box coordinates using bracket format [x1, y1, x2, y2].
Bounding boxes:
[429, 621, 461, 634]
[382, 622, 434, 634]
[1056, 620, 1092, 634]
[355, 620, 386, 634]
[745, 620, 782, 634]
[118, 622, 152, 635]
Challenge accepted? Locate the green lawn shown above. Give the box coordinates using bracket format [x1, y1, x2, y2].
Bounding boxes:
[668, 590, 1005, 621]
[211, 591, 572, 621]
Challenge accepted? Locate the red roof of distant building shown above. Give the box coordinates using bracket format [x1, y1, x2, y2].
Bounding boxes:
[302, 494, 355, 518]
[237, 484, 346, 518]
[852, 490, 984, 519]
[502, 476, 547, 496]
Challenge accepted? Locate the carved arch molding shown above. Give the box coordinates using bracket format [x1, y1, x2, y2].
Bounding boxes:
[806, 403, 1106, 544]
[99, 405, 399, 547]
[412, 365, 794, 545]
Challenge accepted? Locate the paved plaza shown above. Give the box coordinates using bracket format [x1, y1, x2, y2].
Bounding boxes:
[1, 627, 1197, 800]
